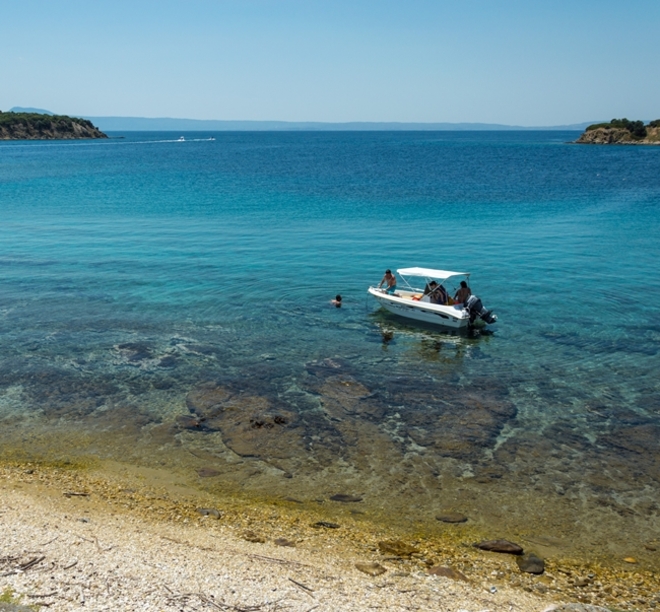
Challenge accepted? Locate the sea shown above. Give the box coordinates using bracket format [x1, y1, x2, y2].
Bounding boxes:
[1, 131, 659, 567]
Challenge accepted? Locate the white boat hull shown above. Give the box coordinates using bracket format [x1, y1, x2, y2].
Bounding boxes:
[368, 287, 470, 329]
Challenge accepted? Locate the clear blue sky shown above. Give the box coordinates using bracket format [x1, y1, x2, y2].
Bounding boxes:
[2, 0, 658, 125]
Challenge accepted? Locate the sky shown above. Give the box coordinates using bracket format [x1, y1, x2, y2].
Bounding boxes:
[1, 0, 659, 126]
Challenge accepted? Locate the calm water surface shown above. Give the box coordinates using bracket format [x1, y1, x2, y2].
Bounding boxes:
[1, 131, 659, 565]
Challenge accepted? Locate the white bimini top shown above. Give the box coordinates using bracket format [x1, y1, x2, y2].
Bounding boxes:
[397, 267, 469, 281]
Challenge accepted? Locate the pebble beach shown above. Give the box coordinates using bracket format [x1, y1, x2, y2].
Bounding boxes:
[1, 462, 657, 612]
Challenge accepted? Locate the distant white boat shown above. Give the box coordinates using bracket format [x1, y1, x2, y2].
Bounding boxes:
[368, 267, 497, 329]
[177, 136, 185, 141]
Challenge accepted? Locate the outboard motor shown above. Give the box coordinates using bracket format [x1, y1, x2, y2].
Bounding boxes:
[464, 295, 497, 325]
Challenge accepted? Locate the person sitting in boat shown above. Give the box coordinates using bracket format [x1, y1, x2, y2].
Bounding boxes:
[378, 269, 397, 294]
[454, 280, 471, 304]
[430, 283, 449, 305]
[422, 281, 447, 304]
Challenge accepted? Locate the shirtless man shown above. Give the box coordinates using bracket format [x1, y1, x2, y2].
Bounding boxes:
[378, 269, 397, 294]
[454, 280, 471, 304]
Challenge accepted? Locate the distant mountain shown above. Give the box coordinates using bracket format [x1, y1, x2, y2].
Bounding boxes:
[10, 106, 54, 115]
[4, 108, 598, 131]
[85, 116, 598, 132]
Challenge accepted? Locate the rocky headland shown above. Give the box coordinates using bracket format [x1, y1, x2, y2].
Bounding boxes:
[0, 111, 107, 140]
[575, 118, 660, 145]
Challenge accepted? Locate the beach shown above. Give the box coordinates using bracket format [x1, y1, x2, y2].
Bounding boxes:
[1, 461, 657, 612]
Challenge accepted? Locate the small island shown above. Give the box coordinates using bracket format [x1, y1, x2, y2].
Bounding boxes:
[0, 111, 107, 140]
[576, 118, 660, 145]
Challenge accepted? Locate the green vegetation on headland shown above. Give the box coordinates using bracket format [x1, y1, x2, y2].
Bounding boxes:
[576, 118, 660, 144]
[0, 111, 107, 140]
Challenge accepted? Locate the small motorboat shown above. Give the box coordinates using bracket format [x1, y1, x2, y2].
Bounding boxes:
[177, 136, 185, 141]
[368, 267, 497, 329]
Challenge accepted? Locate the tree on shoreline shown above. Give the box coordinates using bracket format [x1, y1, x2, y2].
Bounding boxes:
[0, 111, 106, 140]
[586, 118, 660, 139]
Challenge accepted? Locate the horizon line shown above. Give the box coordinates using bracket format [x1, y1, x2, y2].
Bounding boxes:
[7, 108, 600, 131]
[87, 116, 597, 132]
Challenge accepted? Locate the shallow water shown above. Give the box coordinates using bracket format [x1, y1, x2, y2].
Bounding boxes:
[1, 131, 659, 566]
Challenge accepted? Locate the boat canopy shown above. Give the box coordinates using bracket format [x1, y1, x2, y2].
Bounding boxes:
[397, 267, 469, 281]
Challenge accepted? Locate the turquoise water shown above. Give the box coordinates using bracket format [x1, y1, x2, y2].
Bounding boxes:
[1, 132, 659, 562]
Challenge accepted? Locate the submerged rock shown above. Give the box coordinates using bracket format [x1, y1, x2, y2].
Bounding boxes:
[158, 355, 178, 368]
[317, 374, 385, 420]
[312, 521, 340, 529]
[117, 342, 153, 362]
[152, 377, 174, 390]
[436, 513, 468, 523]
[516, 553, 545, 574]
[378, 540, 419, 558]
[177, 415, 205, 430]
[196, 467, 221, 478]
[330, 493, 363, 503]
[273, 537, 295, 547]
[185, 383, 308, 467]
[196, 507, 222, 519]
[355, 562, 387, 576]
[186, 384, 233, 414]
[474, 539, 523, 555]
[305, 357, 351, 376]
[243, 530, 265, 543]
[401, 379, 517, 461]
[428, 566, 469, 582]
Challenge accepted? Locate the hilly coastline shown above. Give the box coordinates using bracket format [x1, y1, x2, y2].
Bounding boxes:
[0, 111, 107, 140]
[2, 108, 604, 132]
[576, 118, 660, 145]
[85, 116, 596, 132]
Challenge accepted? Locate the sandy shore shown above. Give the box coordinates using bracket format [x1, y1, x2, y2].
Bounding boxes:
[0, 462, 651, 611]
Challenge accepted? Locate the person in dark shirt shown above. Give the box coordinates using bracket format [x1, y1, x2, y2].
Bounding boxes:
[431, 284, 449, 305]
[424, 281, 448, 304]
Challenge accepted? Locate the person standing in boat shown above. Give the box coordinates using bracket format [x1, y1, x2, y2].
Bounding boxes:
[454, 280, 471, 304]
[378, 269, 397, 294]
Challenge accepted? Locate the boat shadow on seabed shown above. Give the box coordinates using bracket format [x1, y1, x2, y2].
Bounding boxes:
[368, 311, 495, 363]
